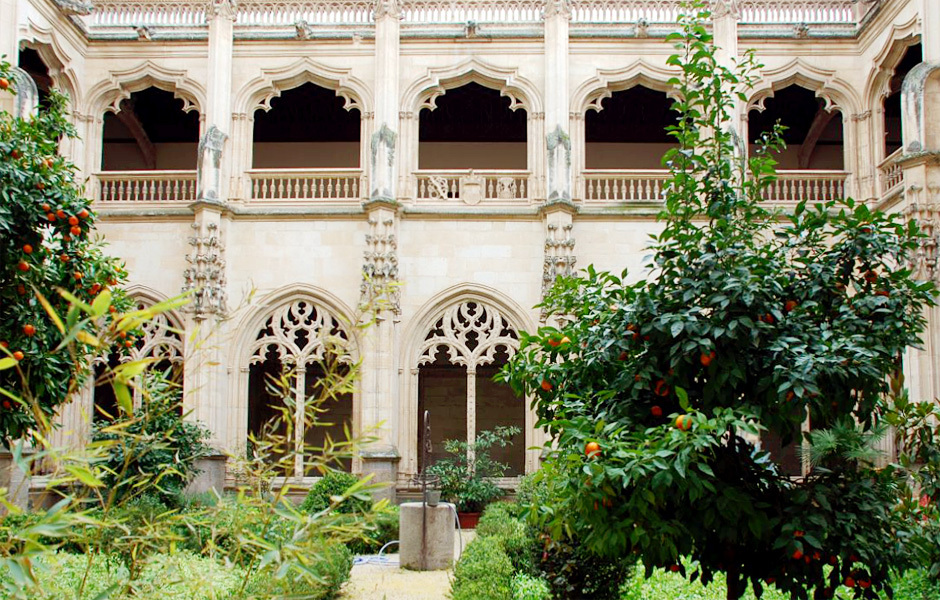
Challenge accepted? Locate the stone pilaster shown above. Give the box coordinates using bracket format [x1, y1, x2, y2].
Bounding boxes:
[202, 0, 236, 203]
[371, 0, 401, 203]
[544, 0, 571, 203]
[710, 0, 745, 165]
[923, 0, 940, 63]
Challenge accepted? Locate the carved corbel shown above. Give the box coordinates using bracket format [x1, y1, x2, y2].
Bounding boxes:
[182, 221, 227, 320]
[361, 216, 400, 314]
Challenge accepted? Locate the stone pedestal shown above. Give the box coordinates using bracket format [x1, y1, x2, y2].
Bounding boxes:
[360, 448, 400, 503]
[184, 453, 228, 496]
[399, 501, 456, 570]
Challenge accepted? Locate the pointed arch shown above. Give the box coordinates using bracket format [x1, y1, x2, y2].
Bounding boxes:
[747, 59, 860, 116]
[85, 61, 205, 117]
[401, 58, 542, 115]
[863, 14, 921, 110]
[572, 60, 682, 115]
[398, 284, 539, 479]
[236, 57, 372, 116]
[20, 22, 82, 108]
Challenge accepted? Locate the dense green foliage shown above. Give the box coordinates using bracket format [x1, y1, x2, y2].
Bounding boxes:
[0, 60, 132, 441]
[511, 573, 552, 600]
[501, 3, 938, 599]
[450, 534, 514, 600]
[300, 470, 372, 515]
[427, 426, 519, 512]
[92, 371, 212, 506]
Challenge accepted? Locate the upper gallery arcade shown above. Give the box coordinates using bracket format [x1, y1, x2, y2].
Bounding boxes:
[3, 0, 940, 498]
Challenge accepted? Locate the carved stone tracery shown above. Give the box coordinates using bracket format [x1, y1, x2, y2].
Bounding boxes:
[541, 223, 576, 317]
[95, 299, 184, 366]
[417, 301, 519, 369]
[248, 300, 351, 367]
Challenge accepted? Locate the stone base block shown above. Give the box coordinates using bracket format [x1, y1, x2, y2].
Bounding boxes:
[184, 454, 228, 496]
[399, 501, 456, 571]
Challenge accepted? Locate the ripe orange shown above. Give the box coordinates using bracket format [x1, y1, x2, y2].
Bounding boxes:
[548, 337, 561, 347]
[47, 212, 56, 222]
[78, 208, 89, 219]
[654, 379, 669, 397]
[0, 77, 9, 90]
[650, 405, 663, 417]
[71, 226, 81, 236]
[13, 351, 24, 361]
[675, 414, 693, 431]
[16, 285, 25, 295]
[74, 272, 83, 280]
[700, 351, 715, 367]
[68, 216, 79, 226]
[858, 580, 871, 589]
[669, 564, 680, 573]
[792, 550, 803, 560]
[35, 182, 45, 190]
[585, 441, 601, 459]
[23, 324, 36, 336]
[784, 299, 797, 312]
[1, 401, 10, 410]
[10, 149, 20, 159]
[125, 340, 133, 348]
[875, 290, 890, 297]
[22, 244, 32, 254]
[540, 379, 553, 391]
[56, 209, 66, 219]
[17, 260, 29, 272]
[844, 577, 855, 588]
[619, 351, 629, 361]
[41, 203, 51, 212]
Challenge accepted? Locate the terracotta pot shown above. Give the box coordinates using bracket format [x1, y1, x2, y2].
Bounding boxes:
[457, 511, 480, 529]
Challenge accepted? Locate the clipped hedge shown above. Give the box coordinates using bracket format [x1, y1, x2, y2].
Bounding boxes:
[300, 471, 371, 515]
[450, 535, 514, 600]
[475, 502, 532, 573]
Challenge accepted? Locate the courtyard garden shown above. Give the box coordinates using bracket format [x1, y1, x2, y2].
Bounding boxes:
[2, 1, 940, 599]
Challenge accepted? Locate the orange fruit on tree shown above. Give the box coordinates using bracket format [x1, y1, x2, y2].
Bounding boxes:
[585, 441, 601, 458]
[540, 379, 553, 391]
[68, 216, 79, 226]
[70, 226, 81, 236]
[12, 351, 24, 361]
[22, 244, 32, 254]
[844, 577, 855, 588]
[651, 405, 663, 417]
[0, 77, 9, 90]
[41, 203, 51, 212]
[56, 209, 66, 219]
[78, 208, 89, 219]
[792, 549, 803, 560]
[17, 261, 29, 272]
[46, 212, 56, 222]
[675, 414, 693, 431]
[784, 299, 797, 312]
[669, 564, 680, 573]
[23, 324, 36, 336]
[700, 351, 715, 367]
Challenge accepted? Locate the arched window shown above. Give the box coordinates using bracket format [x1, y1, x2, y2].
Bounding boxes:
[416, 301, 524, 475]
[93, 299, 184, 422]
[247, 299, 354, 475]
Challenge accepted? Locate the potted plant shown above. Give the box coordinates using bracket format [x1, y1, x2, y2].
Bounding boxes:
[426, 426, 520, 528]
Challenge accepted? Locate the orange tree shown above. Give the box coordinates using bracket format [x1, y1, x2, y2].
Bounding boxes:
[501, 3, 936, 600]
[0, 59, 130, 441]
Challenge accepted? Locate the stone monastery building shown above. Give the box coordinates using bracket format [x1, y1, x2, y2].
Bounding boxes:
[2, 0, 940, 500]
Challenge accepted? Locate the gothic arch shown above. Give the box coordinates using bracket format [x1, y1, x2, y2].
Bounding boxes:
[398, 284, 538, 477]
[20, 23, 81, 108]
[236, 57, 372, 116]
[229, 284, 362, 467]
[401, 58, 542, 115]
[747, 59, 860, 116]
[94, 286, 185, 367]
[85, 61, 205, 117]
[863, 14, 921, 110]
[572, 60, 682, 115]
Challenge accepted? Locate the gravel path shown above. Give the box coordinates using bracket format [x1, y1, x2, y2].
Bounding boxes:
[338, 531, 474, 600]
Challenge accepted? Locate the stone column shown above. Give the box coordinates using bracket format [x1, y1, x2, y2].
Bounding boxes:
[711, 0, 745, 163]
[201, 0, 235, 204]
[370, 0, 401, 203]
[923, 0, 940, 63]
[544, 0, 571, 204]
[359, 199, 401, 501]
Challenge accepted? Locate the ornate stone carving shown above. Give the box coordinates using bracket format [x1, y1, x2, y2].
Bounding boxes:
[182, 221, 227, 320]
[635, 17, 649, 38]
[52, 0, 93, 16]
[905, 186, 940, 283]
[197, 125, 228, 202]
[543, 0, 570, 20]
[417, 301, 519, 369]
[710, 0, 740, 19]
[135, 26, 153, 40]
[370, 123, 397, 202]
[794, 22, 809, 39]
[361, 217, 401, 314]
[373, 0, 401, 19]
[210, 0, 238, 18]
[546, 126, 572, 203]
[96, 298, 184, 366]
[248, 299, 350, 366]
[295, 20, 314, 39]
[541, 223, 576, 317]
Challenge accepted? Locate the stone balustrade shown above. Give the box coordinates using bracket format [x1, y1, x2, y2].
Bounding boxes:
[413, 169, 532, 205]
[760, 170, 847, 206]
[878, 148, 904, 199]
[580, 169, 668, 204]
[246, 168, 365, 202]
[94, 171, 198, 205]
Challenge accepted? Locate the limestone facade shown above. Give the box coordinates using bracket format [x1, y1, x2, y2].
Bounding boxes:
[3, 0, 940, 498]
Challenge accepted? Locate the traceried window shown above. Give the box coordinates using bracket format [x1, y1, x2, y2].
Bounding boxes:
[247, 299, 354, 476]
[416, 301, 524, 475]
[93, 299, 184, 422]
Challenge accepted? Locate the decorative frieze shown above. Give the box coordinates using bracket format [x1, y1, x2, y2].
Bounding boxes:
[361, 216, 401, 314]
[182, 220, 227, 320]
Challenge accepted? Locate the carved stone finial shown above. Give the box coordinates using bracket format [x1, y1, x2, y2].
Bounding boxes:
[295, 20, 314, 39]
[52, 0, 93, 16]
[465, 20, 478, 38]
[373, 0, 401, 20]
[635, 18, 650, 38]
[794, 22, 810, 39]
[543, 0, 570, 20]
[710, 0, 740, 20]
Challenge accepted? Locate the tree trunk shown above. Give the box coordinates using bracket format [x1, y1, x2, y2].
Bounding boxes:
[726, 564, 743, 600]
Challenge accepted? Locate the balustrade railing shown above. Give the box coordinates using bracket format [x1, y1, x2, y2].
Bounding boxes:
[878, 148, 904, 199]
[580, 169, 668, 203]
[247, 168, 364, 201]
[83, 0, 872, 28]
[414, 170, 531, 204]
[761, 170, 847, 205]
[94, 171, 198, 204]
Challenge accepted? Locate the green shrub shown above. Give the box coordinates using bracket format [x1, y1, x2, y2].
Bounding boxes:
[345, 504, 400, 555]
[511, 573, 551, 600]
[243, 541, 352, 600]
[476, 502, 531, 573]
[891, 568, 940, 600]
[450, 535, 514, 600]
[299, 471, 371, 515]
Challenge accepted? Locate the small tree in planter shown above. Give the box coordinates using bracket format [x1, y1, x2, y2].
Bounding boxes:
[502, 2, 937, 599]
[427, 426, 520, 526]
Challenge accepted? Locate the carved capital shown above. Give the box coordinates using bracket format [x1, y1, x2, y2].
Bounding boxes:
[210, 0, 238, 19]
[543, 0, 570, 20]
[373, 0, 402, 20]
[710, 0, 740, 20]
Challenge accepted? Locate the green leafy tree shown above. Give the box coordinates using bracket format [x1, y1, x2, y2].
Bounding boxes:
[502, 3, 937, 599]
[0, 59, 131, 441]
